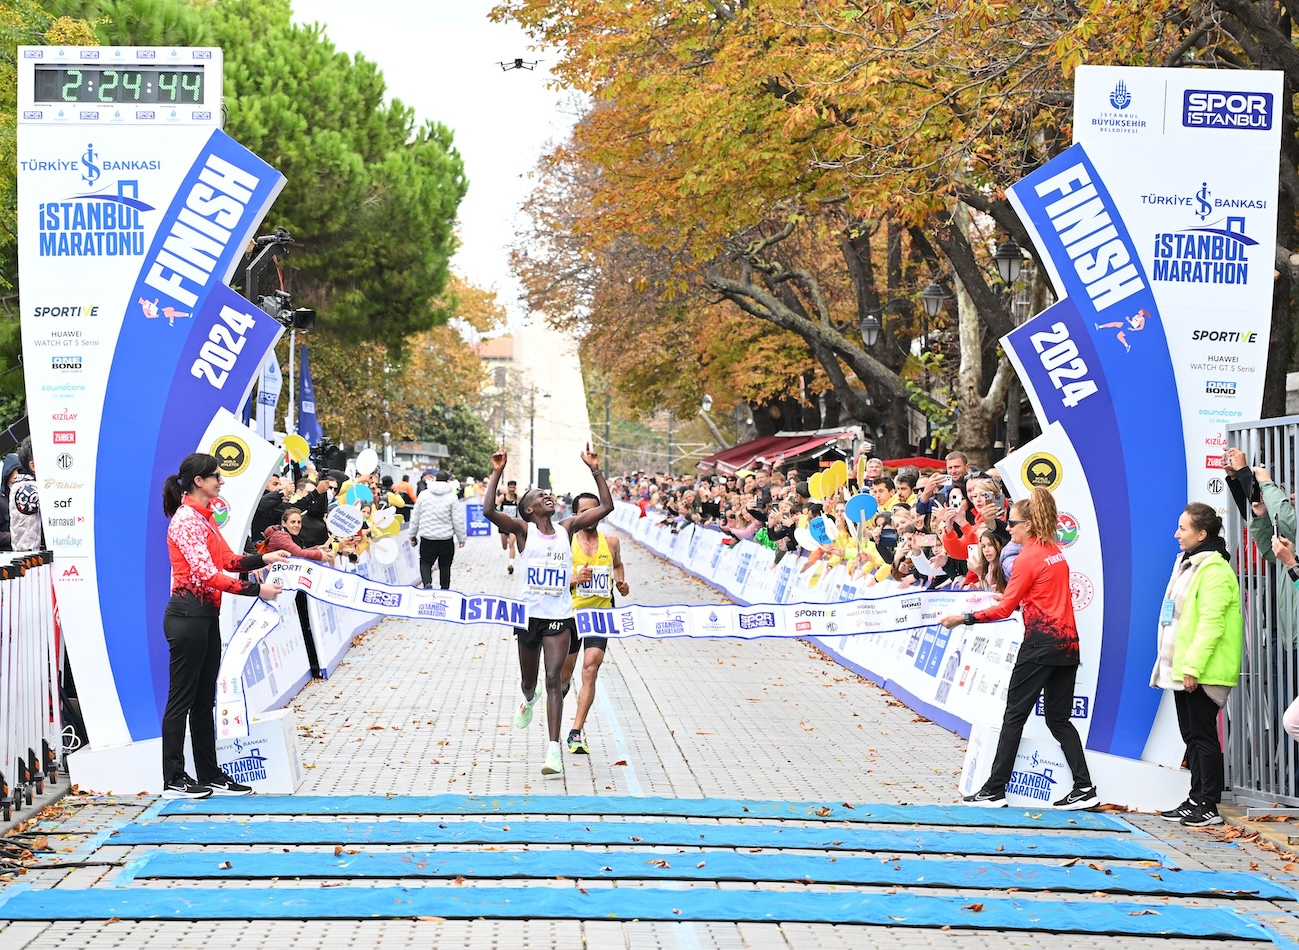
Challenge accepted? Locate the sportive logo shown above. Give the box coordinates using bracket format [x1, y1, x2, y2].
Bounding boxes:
[1056, 512, 1079, 547]
[30, 305, 98, 319]
[52, 431, 75, 444]
[1193, 329, 1259, 343]
[1206, 379, 1237, 396]
[1069, 572, 1094, 611]
[1183, 89, 1274, 130]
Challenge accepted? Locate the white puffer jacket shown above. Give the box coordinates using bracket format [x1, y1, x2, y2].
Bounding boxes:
[410, 482, 466, 542]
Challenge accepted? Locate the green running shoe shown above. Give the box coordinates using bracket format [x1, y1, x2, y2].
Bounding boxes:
[542, 746, 564, 776]
[513, 693, 538, 729]
[567, 729, 589, 754]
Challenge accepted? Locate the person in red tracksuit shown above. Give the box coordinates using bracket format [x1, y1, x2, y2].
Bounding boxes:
[160, 452, 287, 800]
[940, 486, 1099, 811]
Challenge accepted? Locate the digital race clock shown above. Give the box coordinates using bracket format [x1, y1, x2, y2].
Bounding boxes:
[34, 65, 206, 104]
[17, 46, 221, 125]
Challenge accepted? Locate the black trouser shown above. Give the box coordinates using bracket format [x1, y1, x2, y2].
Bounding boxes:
[419, 537, 456, 589]
[984, 660, 1092, 794]
[1174, 687, 1225, 805]
[161, 599, 222, 786]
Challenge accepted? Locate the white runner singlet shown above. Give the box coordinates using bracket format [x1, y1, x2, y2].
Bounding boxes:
[522, 522, 573, 619]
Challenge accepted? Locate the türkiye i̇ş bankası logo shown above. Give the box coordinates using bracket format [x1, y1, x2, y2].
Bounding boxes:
[25, 143, 158, 257]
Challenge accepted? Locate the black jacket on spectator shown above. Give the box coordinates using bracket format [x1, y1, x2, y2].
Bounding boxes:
[251, 490, 289, 541]
[295, 488, 331, 547]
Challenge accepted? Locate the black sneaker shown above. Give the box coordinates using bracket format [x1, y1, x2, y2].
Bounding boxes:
[161, 775, 213, 800]
[1053, 785, 1100, 810]
[567, 729, 589, 754]
[962, 788, 1007, 808]
[1159, 799, 1197, 822]
[507, 563, 514, 574]
[206, 774, 254, 796]
[1181, 803, 1224, 827]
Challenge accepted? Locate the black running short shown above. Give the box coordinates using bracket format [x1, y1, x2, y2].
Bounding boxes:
[515, 616, 579, 655]
[582, 593, 614, 653]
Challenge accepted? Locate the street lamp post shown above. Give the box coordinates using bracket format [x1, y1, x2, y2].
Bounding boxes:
[994, 240, 1027, 452]
[666, 411, 674, 475]
[529, 389, 551, 488]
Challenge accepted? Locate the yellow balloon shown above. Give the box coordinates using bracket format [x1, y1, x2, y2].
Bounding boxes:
[283, 434, 310, 463]
[856, 455, 868, 485]
[829, 460, 848, 494]
[809, 471, 825, 501]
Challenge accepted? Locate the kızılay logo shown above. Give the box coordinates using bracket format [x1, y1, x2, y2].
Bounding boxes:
[51, 408, 77, 422]
[1183, 89, 1274, 130]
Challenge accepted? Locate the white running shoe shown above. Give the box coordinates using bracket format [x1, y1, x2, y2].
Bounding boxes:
[514, 692, 538, 729]
[541, 745, 564, 776]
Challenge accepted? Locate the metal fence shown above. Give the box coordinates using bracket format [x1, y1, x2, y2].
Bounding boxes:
[0, 552, 60, 820]
[1226, 417, 1299, 806]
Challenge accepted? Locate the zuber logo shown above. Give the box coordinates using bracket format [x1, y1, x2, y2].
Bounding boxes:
[52, 431, 75, 444]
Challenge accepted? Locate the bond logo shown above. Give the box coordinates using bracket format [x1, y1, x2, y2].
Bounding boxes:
[1069, 572, 1095, 611]
[738, 611, 776, 630]
[1056, 512, 1079, 547]
[1022, 453, 1063, 492]
[209, 435, 250, 478]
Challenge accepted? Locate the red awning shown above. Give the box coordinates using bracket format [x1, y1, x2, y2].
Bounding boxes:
[883, 456, 947, 471]
[698, 432, 852, 474]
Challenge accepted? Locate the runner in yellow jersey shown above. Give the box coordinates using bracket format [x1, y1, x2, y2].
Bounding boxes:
[562, 492, 629, 754]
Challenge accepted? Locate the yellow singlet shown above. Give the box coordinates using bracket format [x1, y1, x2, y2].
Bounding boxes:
[571, 531, 614, 610]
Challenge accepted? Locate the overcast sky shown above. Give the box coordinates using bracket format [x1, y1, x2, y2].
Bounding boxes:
[290, 0, 577, 327]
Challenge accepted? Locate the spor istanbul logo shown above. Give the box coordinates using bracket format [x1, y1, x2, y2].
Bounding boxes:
[1091, 80, 1147, 133]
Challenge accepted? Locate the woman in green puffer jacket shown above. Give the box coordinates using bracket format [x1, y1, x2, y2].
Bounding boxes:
[1150, 502, 1243, 829]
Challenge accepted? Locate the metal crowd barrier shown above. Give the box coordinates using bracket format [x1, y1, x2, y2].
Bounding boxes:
[1227, 418, 1299, 806]
[0, 551, 60, 820]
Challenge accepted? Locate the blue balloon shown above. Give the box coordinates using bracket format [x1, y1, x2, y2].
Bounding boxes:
[844, 493, 878, 523]
[344, 484, 374, 506]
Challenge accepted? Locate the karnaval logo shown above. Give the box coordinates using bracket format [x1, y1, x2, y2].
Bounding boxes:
[1021, 453, 1062, 492]
[1056, 512, 1080, 547]
[209, 496, 230, 528]
[210, 435, 250, 478]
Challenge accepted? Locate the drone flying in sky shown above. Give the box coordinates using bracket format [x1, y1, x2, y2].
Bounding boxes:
[499, 57, 540, 71]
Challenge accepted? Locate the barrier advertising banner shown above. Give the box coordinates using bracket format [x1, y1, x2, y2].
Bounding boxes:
[999, 66, 1281, 775]
[17, 47, 287, 754]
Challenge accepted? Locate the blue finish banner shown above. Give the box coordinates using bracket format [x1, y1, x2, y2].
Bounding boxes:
[96, 130, 285, 741]
[297, 343, 322, 445]
[1005, 143, 1185, 757]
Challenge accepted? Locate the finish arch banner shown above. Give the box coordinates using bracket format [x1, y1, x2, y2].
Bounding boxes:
[17, 47, 287, 756]
[1000, 66, 1281, 774]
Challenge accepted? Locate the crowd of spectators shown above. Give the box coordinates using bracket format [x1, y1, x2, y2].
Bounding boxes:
[608, 451, 1020, 593]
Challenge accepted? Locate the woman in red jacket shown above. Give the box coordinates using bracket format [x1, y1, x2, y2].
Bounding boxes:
[161, 453, 286, 799]
[940, 486, 1098, 810]
[262, 507, 336, 562]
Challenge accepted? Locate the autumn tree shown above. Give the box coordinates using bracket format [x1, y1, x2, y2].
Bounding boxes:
[500, 0, 1299, 461]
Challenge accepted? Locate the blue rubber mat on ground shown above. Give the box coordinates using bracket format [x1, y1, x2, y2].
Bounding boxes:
[157, 794, 1131, 830]
[111, 819, 1164, 861]
[0, 884, 1274, 938]
[119, 849, 1290, 899]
